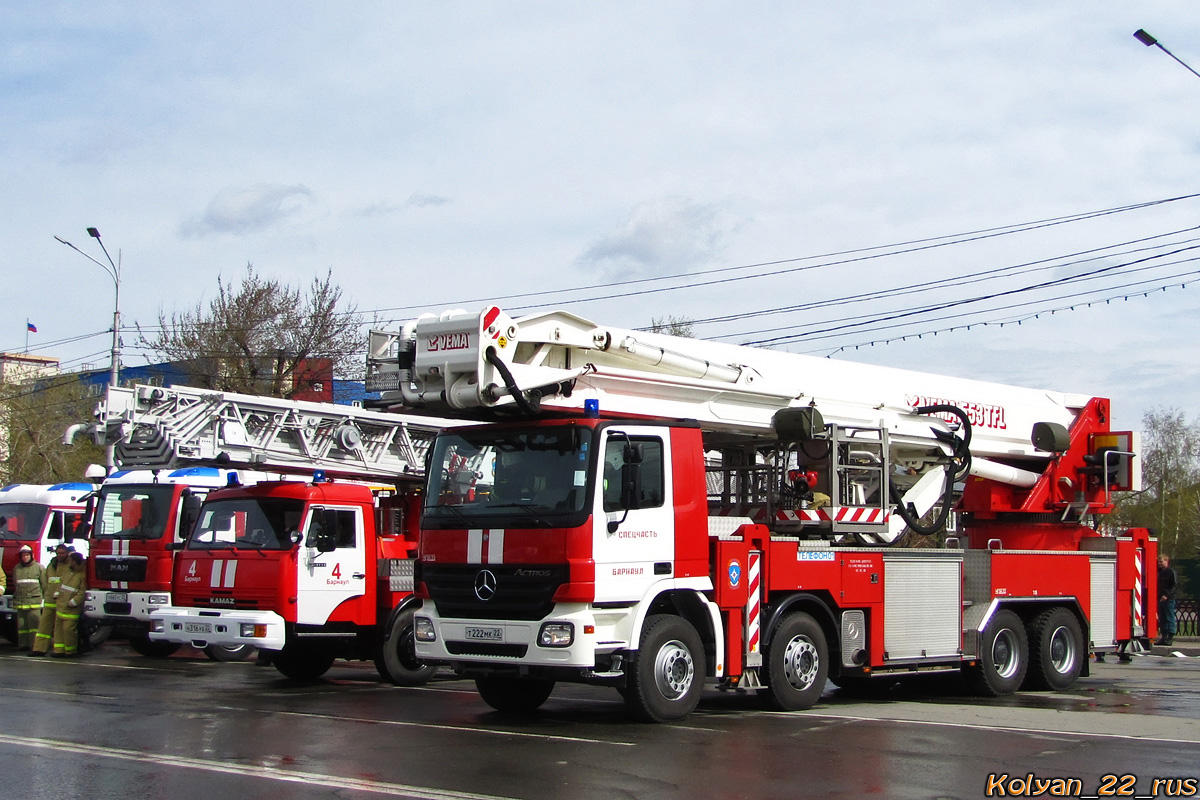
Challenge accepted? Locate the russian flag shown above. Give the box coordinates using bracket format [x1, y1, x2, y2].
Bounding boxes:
[26, 322, 37, 333]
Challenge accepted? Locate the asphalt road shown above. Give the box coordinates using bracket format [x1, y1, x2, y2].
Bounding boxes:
[2, 639, 1198, 800]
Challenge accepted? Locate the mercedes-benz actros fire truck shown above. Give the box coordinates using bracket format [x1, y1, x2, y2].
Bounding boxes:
[74, 383, 453, 682]
[365, 305, 1152, 722]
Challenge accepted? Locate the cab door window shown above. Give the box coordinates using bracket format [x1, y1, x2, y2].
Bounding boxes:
[602, 436, 665, 511]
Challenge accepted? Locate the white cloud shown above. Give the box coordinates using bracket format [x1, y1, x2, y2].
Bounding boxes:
[578, 197, 740, 280]
[182, 184, 313, 237]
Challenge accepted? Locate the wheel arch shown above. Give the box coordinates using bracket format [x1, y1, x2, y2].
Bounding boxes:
[966, 598, 1089, 675]
[763, 592, 839, 653]
[632, 587, 723, 677]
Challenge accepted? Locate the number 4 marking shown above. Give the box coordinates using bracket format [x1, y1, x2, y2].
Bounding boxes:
[332, 563, 341, 579]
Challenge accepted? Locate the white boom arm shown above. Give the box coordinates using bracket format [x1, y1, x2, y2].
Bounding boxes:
[367, 306, 1087, 462]
[74, 384, 456, 481]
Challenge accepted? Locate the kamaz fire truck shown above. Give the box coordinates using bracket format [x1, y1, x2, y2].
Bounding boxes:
[365, 306, 1152, 722]
[76, 383, 453, 682]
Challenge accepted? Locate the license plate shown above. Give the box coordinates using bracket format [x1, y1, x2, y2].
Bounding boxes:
[107, 592, 128, 603]
[465, 626, 503, 641]
[184, 622, 213, 634]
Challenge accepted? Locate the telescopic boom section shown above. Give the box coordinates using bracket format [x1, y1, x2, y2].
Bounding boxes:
[73, 384, 455, 482]
[369, 306, 1138, 544]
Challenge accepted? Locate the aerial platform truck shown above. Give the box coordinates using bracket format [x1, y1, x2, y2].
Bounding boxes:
[74, 383, 453, 682]
[365, 305, 1151, 721]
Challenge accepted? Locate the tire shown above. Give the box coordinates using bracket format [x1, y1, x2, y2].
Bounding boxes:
[204, 643, 257, 663]
[87, 623, 113, 649]
[966, 609, 1028, 696]
[624, 614, 705, 722]
[760, 612, 828, 711]
[1024, 607, 1084, 691]
[273, 645, 336, 681]
[377, 608, 438, 686]
[475, 676, 555, 713]
[128, 634, 182, 659]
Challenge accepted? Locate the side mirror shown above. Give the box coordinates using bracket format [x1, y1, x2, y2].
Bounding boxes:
[179, 492, 203, 540]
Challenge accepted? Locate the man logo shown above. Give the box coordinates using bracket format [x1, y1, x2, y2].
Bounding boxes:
[474, 569, 498, 602]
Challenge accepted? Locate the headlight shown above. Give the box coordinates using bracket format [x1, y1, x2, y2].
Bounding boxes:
[150, 619, 165, 633]
[414, 616, 436, 642]
[148, 595, 170, 605]
[240, 623, 267, 638]
[538, 622, 574, 648]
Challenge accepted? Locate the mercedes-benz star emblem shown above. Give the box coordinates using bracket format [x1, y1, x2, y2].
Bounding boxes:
[474, 569, 498, 602]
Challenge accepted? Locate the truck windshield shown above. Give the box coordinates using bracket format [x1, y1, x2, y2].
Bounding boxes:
[94, 485, 177, 540]
[424, 427, 592, 527]
[0, 504, 49, 542]
[188, 497, 304, 551]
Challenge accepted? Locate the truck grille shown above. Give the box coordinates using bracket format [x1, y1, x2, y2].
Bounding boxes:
[422, 564, 568, 621]
[94, 556, 148, 583]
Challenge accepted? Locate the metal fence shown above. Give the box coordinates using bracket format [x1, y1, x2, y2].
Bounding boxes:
[1176, 598, 1198, 637]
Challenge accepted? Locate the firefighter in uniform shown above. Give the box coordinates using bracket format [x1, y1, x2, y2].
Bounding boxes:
[31, 544, 71, 656]
[53, 552, 88, 656]
[13, 544, 45, 650]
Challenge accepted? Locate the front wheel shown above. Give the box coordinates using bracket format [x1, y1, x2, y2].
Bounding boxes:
[624, 614, 705, 722]
[128, 634, 182, 659]
[377, 608, 439, 686]
[273, 645, 336, 681]
[204, 643, 257, 662]
[1024, 608, 1084, 691]
[966, 609, 1028, 696]
[475, 676, 555, 713]
[760, 612, 828, 711]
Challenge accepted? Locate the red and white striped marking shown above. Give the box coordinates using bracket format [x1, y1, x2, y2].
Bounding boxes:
[1133, 547, 1145, 637]
[467, 529, 505, 564]
[746, 551, 762, 665]
[109, 539, 130, 590]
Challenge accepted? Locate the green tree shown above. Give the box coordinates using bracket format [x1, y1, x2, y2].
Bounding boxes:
[2, 376, 104, 484]
[1113, 407, 1200, 560]
[138, 265, 364, 398]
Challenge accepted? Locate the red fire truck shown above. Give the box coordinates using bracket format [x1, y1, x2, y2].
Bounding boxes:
[365, 306, 1153, 721]
[78, 383, 453, 682]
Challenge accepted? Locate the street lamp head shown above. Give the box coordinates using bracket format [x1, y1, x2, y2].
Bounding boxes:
[1134, 29, 1159, 47]
[87, 227, 101, 239]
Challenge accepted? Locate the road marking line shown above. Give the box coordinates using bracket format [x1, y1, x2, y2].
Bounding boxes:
[5, 688, 118, 699]
[215, 707, 634, 747]
[802, 711, 1200, 745]
[0, 733, 522, 800]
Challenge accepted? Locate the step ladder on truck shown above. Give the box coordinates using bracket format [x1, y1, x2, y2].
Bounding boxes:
[70, 383, 457, 682]
[364, 305, 1152, 721]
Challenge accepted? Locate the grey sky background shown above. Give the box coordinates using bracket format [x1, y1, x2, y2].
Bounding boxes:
[4, 2, 1200, 433]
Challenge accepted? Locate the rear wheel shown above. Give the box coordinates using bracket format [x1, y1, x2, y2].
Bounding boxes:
[128, 634, 181, 659]
[377, 608, 438, 686]
[624, 614, 705, 722]
[87, 623, 113, 649]
[204, 643, 257, 662]
[966, 609, 1028, 696]
[475, 676, 555, 713]
[760, 612, 828, 711]
[273, 645, 336, 681]
[1024, 608, 1084, 691]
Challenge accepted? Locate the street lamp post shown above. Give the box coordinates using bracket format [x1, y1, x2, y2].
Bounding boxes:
[1134, 29, 1200, 81]
[55, 228, 122, 471]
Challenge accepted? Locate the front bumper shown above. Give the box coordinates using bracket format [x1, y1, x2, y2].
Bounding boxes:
[149, 607, 287, 650]
[84, 590, 172, 623]
[414, 603, 633, 670]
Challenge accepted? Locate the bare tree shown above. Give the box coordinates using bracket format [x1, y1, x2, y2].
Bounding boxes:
[2, 377, 104, 484]
[139, 265, 364, 398]
[648, 315, 696, 338]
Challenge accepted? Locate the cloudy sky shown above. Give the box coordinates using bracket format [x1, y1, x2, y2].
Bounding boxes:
[4, 2, 1200, 433]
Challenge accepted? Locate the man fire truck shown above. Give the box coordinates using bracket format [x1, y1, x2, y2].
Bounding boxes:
[75, 383, 453, 682]
[365, 306, 1152, 722]
[0, 482, 95, 643]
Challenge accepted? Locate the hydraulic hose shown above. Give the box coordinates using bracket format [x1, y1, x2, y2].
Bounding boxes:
[484, 347, 539, 416]
[890, 403, 973, 537]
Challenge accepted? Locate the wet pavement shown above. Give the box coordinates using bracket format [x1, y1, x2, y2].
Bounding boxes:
[1, 638, 1198, 800]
